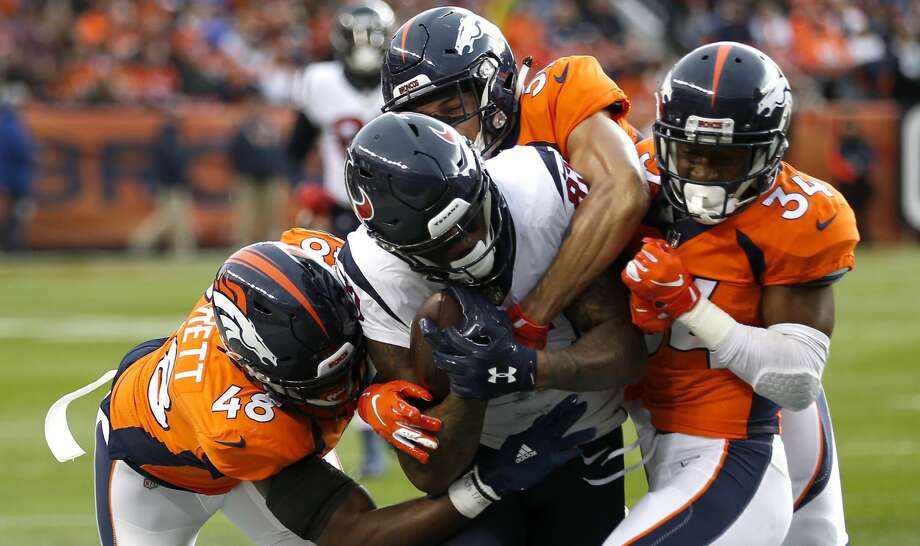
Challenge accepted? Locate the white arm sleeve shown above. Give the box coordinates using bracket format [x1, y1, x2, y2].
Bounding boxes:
[676, 298, 830, 411]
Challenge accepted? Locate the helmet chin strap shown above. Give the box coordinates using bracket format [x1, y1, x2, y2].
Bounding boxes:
[513, 56, 533, 112]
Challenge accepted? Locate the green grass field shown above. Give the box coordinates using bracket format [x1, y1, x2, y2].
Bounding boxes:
[1, 246, 918, 545]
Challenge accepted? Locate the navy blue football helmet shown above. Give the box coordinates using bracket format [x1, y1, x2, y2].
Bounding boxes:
[381, 7, 521, 158]
[655, 42, 793, 224]
[212, 241, 366, 409]
[344, 112, 514, 288]
[331, 1, 396, 89]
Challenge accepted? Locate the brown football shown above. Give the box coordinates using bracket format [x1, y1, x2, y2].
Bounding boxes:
[408, 289, 463, 402]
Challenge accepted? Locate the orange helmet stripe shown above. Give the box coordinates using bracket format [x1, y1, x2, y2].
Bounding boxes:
[399, 15, 418, 63]
[710, 44, 733, 106]
[228, 249, 330, 337]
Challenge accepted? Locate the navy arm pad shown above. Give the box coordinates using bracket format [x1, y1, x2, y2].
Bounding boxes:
[264, 456, 359, 541]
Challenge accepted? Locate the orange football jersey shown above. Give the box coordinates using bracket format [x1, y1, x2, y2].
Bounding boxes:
[107, 230, 351, 495]
[517, 55, 636, 159]
[633, 138, 859, 439]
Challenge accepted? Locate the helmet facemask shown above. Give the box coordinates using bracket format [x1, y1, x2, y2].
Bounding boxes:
[655, 116, 788, 224]
[384, 56, 516, 158]
[228, 337, 367, 414]
[375, 178, 510, 287]
[332, 3, 395, 85]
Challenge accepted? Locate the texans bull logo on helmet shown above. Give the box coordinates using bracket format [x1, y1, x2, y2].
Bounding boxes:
[350, 185, 375, 221]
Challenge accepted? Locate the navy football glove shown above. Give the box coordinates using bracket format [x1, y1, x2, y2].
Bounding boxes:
[479, 394, 594, 495]
[420, 284, 537, 400]
[447, 395, 594, 518]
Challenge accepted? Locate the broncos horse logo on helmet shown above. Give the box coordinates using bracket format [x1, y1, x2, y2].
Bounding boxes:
[345, 112, 515, 293]
[211, 241, 366, 409]
[381, 7, 523, 158]
[654, 42, 793, 225]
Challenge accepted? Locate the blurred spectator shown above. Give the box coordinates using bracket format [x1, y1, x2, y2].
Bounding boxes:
[2, 0, 918, 106]
[0, 82, 37, 252]
[673, 0, 716, 52]
[710, 1, 754, 44]
[129, 110, 196, 257]
[829, 120, 874, 241]
[892, 17, 920, 102]
[228, 108, 287, 247]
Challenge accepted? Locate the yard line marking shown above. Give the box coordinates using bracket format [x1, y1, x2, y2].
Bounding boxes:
[0, 316, 182, 342]
[889, 394, 920, 411]
[0, 514, 95, 529]
[839, 441, 920, 457]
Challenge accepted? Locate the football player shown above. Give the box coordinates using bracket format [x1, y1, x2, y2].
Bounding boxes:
[283, 1, 395, 237]
[379, 6, 648, 344]
[48, 235, 599, 545]
[609, 42, 856, 544]
[339, 112, 646, 546]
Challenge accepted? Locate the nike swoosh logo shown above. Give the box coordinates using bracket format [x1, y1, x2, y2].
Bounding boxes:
[554, 64, 569, 84]
[370, 394, 386, 425]
[581, 447, 609, 466]
[649, 274, 685, 288]
[816, 212, 838, 231]
[215, 436, 246, 449]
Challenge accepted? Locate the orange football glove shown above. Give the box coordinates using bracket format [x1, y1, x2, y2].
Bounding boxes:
[506, 301, 550, 349]
[621, 237, 700, 330]
[357, 380, 442, 464]
[628, 293, 672, 333]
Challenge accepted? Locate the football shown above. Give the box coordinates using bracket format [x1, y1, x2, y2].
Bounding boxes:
[408, 289, 463, 402]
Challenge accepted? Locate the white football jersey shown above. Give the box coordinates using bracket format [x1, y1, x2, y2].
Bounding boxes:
[338, 144, 625, 448]
[292, 61, 383, 205]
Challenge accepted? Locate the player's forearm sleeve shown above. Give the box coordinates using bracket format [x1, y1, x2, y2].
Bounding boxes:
[677, 298, 830, 411]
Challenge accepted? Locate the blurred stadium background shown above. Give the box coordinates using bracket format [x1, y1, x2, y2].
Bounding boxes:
[1, 0, 919, 544]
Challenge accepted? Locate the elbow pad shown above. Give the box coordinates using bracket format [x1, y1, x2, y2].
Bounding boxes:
[677, 299, 830, 411]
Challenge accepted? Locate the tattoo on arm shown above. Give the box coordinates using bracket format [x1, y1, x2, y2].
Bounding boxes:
[537, 271, 646, 391]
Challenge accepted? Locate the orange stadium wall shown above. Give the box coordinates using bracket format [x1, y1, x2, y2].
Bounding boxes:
[785, 101, 906, 242]
[19, 101, 909, 249]
[22, 104, 297, 249]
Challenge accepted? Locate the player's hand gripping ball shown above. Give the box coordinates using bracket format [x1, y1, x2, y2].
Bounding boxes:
[357, 381, 442, 464]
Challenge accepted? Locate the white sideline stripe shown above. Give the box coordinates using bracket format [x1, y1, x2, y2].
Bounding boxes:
[840, 441, 920, 457]
[889, 394, 920, 411]
[0, 316, 182, 341]
[0, 515, 95, 529]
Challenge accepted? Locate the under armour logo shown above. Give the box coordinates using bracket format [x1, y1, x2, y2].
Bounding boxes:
[488, 366, 517, 384]
[515, 443, 537, 463]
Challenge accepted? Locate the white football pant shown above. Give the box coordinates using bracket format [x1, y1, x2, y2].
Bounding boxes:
[604, 432, 792, 545]
[94, 418, 341, 546]
[780, 391, 848, 546]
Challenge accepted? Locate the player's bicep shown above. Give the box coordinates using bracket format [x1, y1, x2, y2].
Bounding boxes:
[762, 284, 836, 337]
[563, 266, 632, 333]
[567, 112, 643, 185]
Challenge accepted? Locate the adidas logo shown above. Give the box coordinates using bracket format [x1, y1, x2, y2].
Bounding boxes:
[515, 443, 538, 463]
